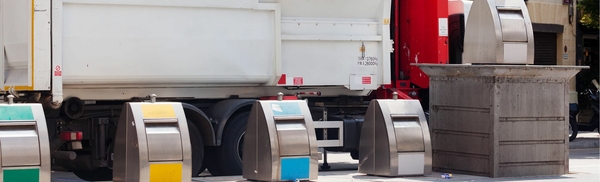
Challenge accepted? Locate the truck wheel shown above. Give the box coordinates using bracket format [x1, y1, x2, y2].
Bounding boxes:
[569, 116, 578, 142]
[205, 146, 224, 175]
[73, 167, 112, 181]
[208, 112, 248, 176]
[199, 163, 207, 175]
[188, 121, 205, 177]
[350, 150, 359, 160]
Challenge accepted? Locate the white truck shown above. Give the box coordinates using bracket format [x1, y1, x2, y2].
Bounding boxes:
[1, 0, 392, 180]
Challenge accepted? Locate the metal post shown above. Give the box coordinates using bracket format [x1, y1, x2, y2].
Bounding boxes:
[150, 94, 157, 103]
[277, 92, 284, 101]
[93, 118, 108, 164]
[7, 95, 14, 104]
[392, 92, 398, 100]
[320, 108, 331, 170]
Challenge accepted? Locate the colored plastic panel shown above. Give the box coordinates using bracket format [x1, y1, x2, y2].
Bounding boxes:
[149, 163, 182, 182]
[0, 106, 34, 120]
[4, 168, 39, 182]
[280, 157, 310, 180]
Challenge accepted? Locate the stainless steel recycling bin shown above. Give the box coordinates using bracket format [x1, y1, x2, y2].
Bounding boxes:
[113, 97, 192, 182]
[243, 99, 319, 181]
[0, 95, 51, 182]
[358, 99, 432, 176]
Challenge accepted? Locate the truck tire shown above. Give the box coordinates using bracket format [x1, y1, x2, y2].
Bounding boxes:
[208, 112, 248, 176]
[205, 146, 223, 175]
[569, 116, 578, 142]
[73, 167, 112, 181]
[199, 163, 207, 175]
[188, 121, 205, 177]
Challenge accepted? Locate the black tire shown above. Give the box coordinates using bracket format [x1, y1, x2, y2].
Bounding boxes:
[208, 112, 248, 176]
[350, 150, 359, 160]
[569, 116, 578, 142]
[73, 167, 112, 181]
[188, 121, 205, 177]
[205, 146, 224, 175]
[199, 163, 207, 175]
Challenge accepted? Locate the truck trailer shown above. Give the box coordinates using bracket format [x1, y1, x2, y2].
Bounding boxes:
[0, 0, 454, 180]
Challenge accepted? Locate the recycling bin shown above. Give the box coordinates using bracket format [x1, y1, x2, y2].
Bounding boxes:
[358, 99, 432, 176]
[243, 99, 319, 181]
[113, 96, 191, 182]
[0, 95, 51, 182]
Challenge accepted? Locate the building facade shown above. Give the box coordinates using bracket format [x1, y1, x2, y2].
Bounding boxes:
[526, 0, 580, 102]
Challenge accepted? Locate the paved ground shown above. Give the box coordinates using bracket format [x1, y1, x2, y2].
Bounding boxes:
[570, 131, 600, 149]
[50, 131, 599, 182]
[190, 148, 599, 182]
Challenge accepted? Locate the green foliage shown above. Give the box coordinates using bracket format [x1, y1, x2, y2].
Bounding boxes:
[578, 0, 599, 28]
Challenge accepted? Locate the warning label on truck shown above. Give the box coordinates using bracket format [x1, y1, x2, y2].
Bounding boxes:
[54, 65, 62, 76]
[357, 56, 378, 66]
[293, 77, 303, 85]
[439, 18, 448, 36]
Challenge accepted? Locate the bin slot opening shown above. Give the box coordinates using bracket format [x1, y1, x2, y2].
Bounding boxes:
[143, 118, 178, 124]
[276, 122, 306, 130]
[392, 120, 421, 128]
[496, 6, 522, 11]
[0, 125, 41, 167]
[390, 114, 419, 119]
[273, 116, 305, 121]
[0, 121, 36, 126]
[145, 123, 183, 162]
[391, 115, 421, 128]
[391, 116, 425, 152]
[276, 122, 311, 156]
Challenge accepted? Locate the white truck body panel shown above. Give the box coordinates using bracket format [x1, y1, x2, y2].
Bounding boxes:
[2, 0, 391, 100]
[1, 0, 51, 91]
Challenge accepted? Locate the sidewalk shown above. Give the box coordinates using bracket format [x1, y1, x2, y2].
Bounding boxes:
[50, 148, 600, 182]
[570, 131, 600, 149]
[192, 148, 600, 182]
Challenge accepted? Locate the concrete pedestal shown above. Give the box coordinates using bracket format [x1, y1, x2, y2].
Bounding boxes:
[417, 64, 585, 177]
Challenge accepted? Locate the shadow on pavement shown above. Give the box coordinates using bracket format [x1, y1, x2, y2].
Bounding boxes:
[569, 148, 600, 159]
[489, 175, 574, 181]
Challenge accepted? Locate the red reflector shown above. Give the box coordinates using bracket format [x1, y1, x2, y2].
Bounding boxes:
[362, 76, 372, 84]
[60, 131, 83, 141]
[277, 74, 286, 84]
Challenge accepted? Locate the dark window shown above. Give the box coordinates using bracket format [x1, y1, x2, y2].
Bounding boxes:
[533, 32, 558, 65]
